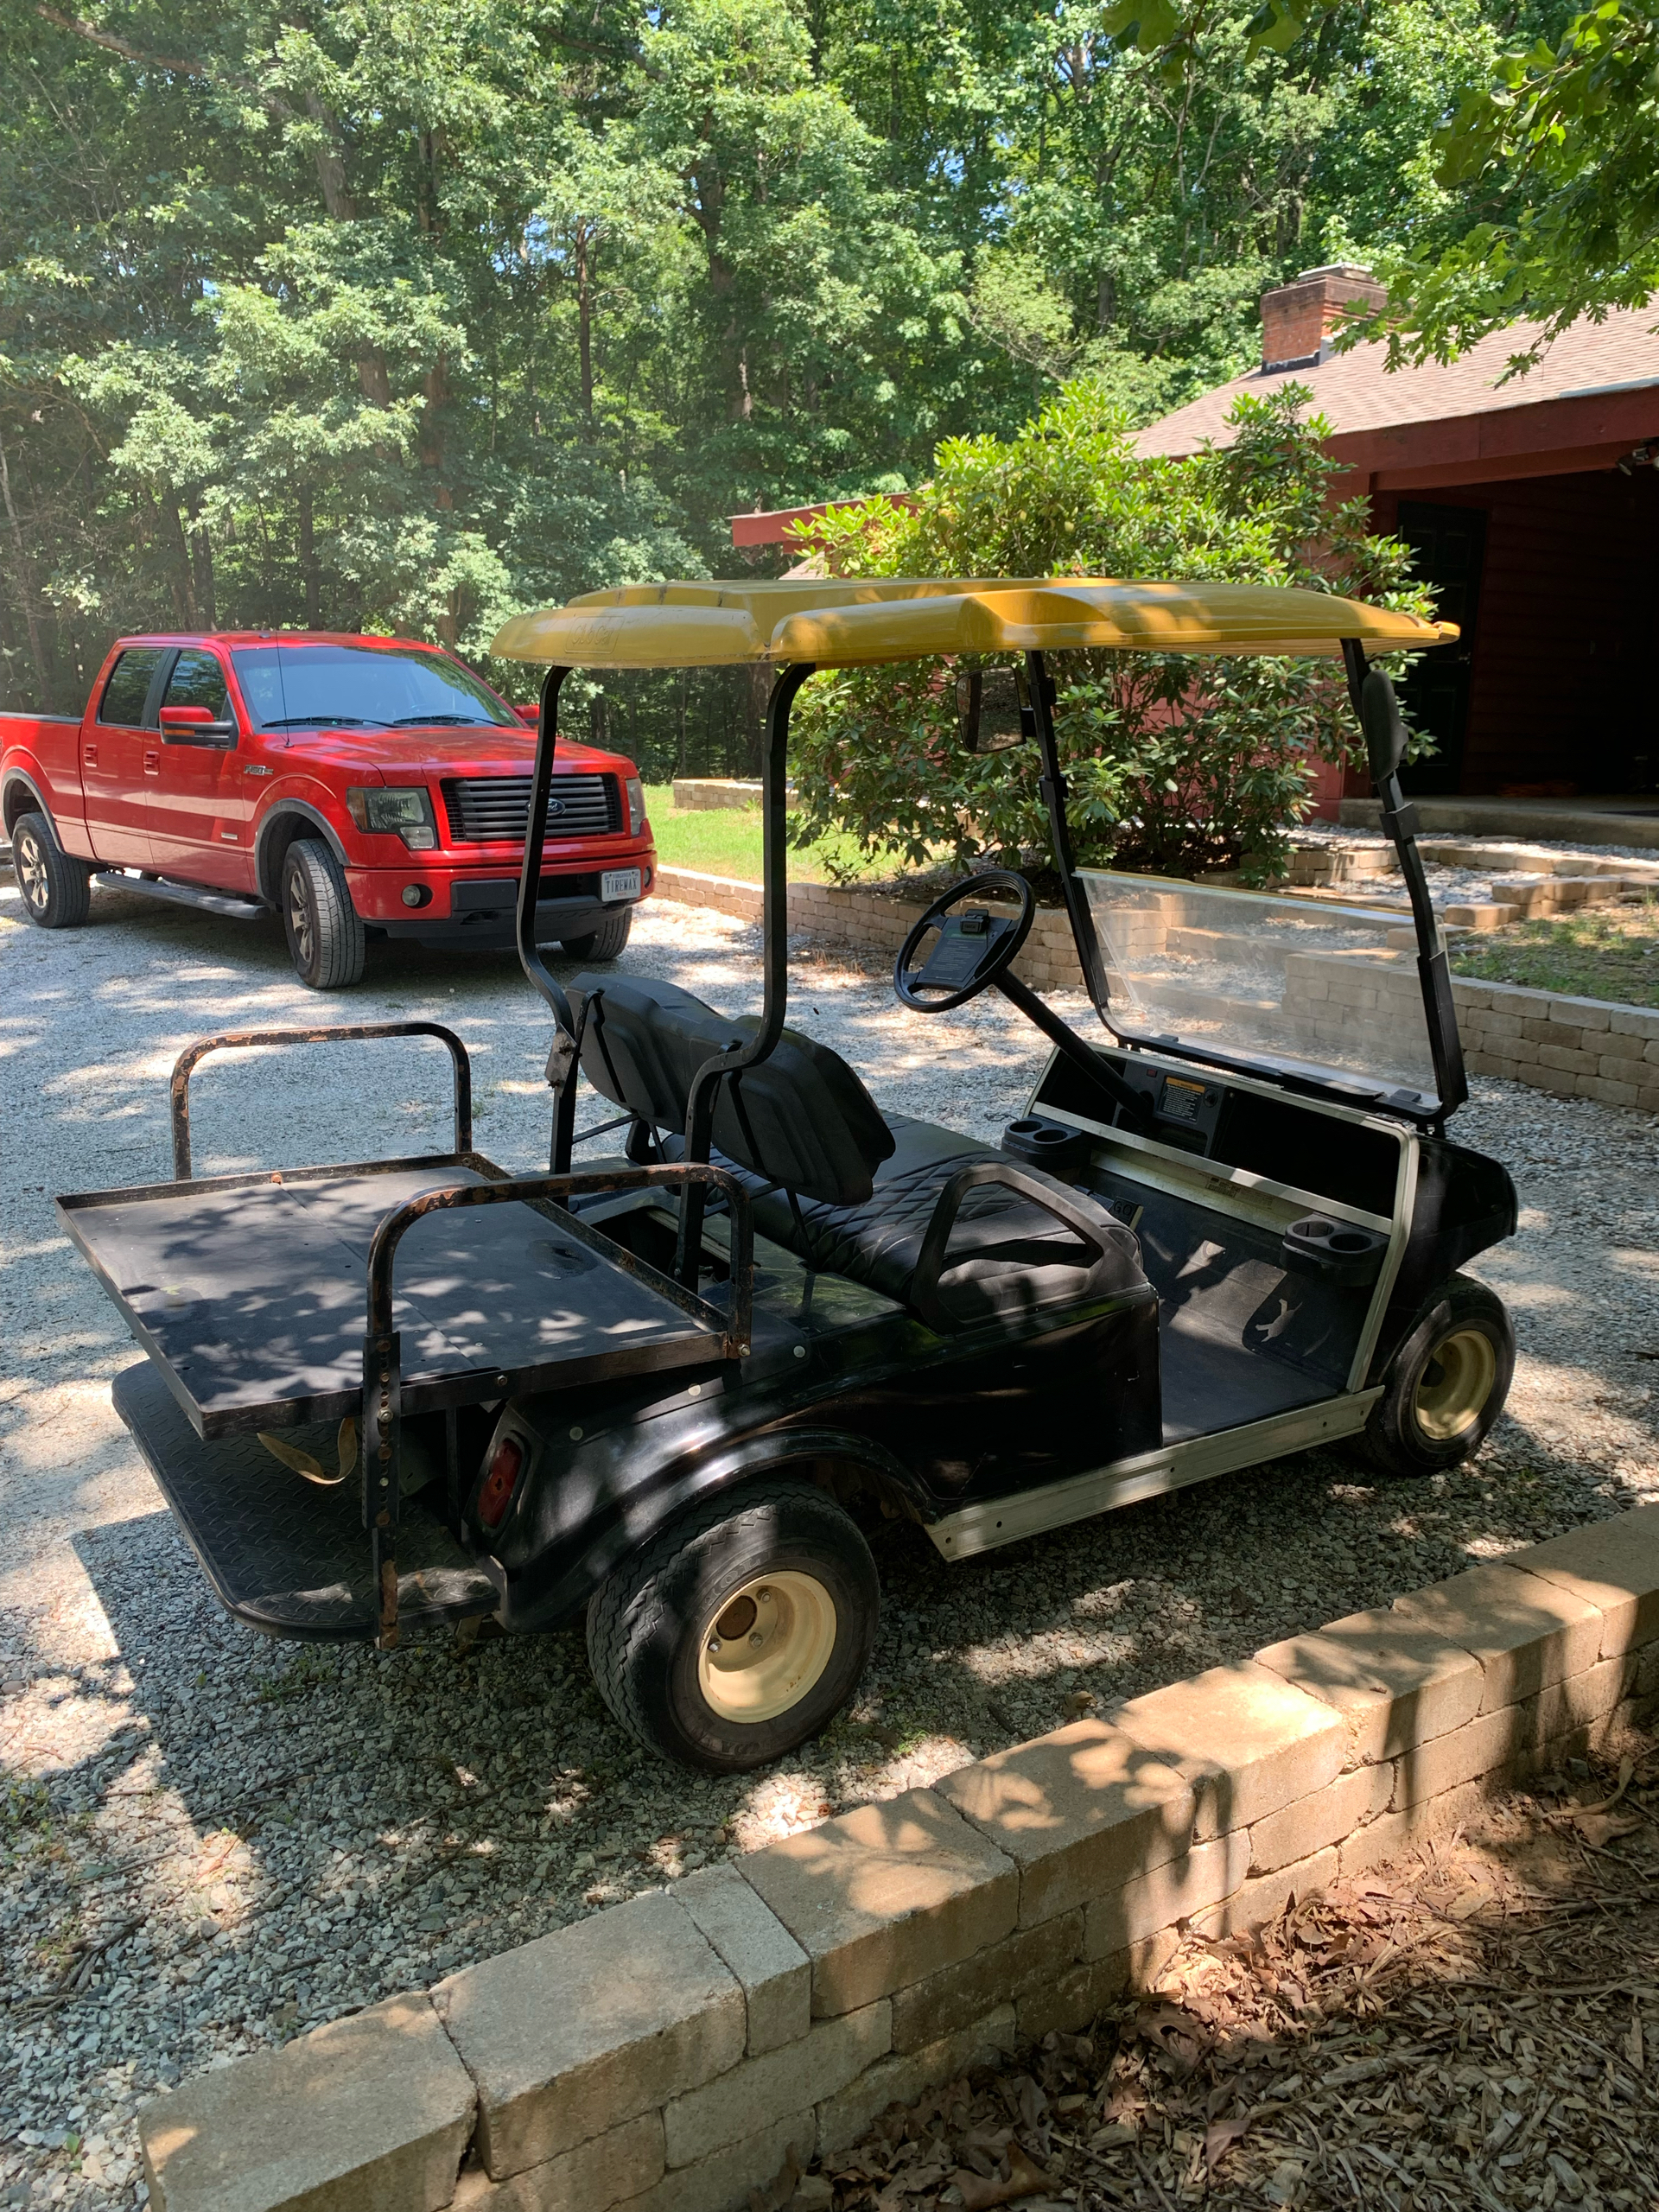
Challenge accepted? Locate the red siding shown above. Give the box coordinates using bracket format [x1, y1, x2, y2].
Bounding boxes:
[1370, 469, 1659, 795]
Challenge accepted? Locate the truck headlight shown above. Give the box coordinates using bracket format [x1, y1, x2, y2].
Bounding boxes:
[626, 777, 645, 837]
[346, 786, 438, 850]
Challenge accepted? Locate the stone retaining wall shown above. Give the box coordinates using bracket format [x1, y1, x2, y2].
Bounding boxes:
[651, 867, 1659, 1111]
[140, 1507, 1659, 2212]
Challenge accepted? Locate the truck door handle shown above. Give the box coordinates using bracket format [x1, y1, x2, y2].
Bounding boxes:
[144, 749, 161, 775]
[83, 743, 98, 767]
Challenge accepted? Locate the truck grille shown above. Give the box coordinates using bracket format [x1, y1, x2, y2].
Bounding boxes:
[441, 773, 621, 844]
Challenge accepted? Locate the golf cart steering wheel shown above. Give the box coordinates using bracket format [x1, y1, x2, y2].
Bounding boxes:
[894, 870, 1036, 1013]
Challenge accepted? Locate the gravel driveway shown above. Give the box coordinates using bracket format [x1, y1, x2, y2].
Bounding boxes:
[2, 874, 1656, 2209]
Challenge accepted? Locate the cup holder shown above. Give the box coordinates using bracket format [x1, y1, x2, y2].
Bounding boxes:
[1001, 1116, 1091, 1175]
[1281, 1214, 1388, 1287]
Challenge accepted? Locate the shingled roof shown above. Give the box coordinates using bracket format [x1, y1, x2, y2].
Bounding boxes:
[1134, 304, 1659, 459]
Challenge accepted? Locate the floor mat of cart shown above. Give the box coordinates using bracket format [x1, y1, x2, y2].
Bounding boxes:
[114, 1361, 498, 1640]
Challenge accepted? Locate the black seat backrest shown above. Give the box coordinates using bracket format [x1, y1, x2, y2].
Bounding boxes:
[575, 973, 895, 1205]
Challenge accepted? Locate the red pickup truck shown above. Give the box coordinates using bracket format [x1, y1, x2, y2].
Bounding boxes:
[1, 630, 655, 988]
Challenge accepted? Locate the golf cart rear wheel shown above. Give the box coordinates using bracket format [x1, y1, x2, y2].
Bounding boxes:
[11, 811, 91, 929]
[587, 1480, 879, 1771]
[1357, 1274, 1514, 1480]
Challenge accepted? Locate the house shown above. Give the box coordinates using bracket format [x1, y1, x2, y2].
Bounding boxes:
[1135, 267, 1659, 811]
[730, 267, 1659, 819]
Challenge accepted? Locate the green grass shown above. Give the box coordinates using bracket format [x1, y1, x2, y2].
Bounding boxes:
[642, 785, 913, 884]
[1451, 899, 1659, 1009]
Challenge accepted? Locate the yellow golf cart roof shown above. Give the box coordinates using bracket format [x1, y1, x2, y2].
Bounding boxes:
[491, 578, 1455, 670]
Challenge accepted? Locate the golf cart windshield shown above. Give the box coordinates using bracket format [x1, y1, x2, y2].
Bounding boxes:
[1082, 872, 1440, 1109]
[493, 575, 1464, 1128]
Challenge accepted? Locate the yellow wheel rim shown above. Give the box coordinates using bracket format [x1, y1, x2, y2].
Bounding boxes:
[696, 1571, 837, 1725]
[1413, 1326, 1497, 1441]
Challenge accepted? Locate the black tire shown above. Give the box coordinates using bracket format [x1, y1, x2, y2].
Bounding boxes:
[559, 905, 632, 962]
[283, 838, 365, 989]
[587, 1480, 880, 1772]
[1355, 1274, 1515, 1480]
[10, 810, 91, 930]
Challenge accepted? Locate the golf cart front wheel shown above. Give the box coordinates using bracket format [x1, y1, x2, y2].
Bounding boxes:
[587, 1480, 880, 1771]
[1357, 1274, 1514, 1480]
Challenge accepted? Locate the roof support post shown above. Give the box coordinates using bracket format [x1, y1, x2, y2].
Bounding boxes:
[1341, 639, 1467, 1122]
[516, 664, 584, 1172]
[675, 658, 817, 1287]
[1025, 649, 1115, 1024]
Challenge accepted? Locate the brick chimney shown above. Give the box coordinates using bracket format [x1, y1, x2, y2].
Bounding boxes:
[1259, 264, 1387, 372]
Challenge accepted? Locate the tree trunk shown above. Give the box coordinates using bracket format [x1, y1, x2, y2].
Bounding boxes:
[576, 222, 594, 423]
[0, 435, 50, 703]
[296, 486, 321, 628]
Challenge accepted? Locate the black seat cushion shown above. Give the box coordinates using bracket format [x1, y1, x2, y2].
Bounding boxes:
[737, 1115, 1147, 1326]
[575, 973, 894, 1206]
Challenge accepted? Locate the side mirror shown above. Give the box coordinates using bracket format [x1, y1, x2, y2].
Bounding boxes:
[159, 703, 236, 744]
[1359, 670, 1408, 787]
[957, 666, 1029, 753]
[513, 702, 539, 726]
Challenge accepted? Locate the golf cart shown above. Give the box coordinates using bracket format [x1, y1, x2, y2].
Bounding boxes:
[58, 579, 1517, 1772]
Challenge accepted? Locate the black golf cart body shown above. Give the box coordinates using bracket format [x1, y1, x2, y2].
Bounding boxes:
[57, 577, 1517, 1769]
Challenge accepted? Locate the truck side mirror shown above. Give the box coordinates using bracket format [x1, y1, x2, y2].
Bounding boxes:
[1360, 670, 1408, 787]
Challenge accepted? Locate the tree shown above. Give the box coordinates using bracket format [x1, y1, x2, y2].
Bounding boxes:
[786, 379, 1434, 884]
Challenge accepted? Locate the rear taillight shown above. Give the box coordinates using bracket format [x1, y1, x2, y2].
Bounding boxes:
[477, 1437, 524, 1529]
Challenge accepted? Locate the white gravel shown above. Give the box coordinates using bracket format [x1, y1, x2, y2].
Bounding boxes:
[2, 871, 1656, 2209]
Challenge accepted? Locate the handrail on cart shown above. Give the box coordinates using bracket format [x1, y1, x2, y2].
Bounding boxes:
[168, 1022, 474, 1181]
[359, 1160, 754, 1650]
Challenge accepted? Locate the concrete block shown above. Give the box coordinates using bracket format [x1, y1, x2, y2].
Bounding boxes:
[138, 1993, 473, 2212]
[1394, 1701, 1532, 1807]
[615, 2110, 817, 2212]
[1112, 1661, 1346, 1834]
[1247, 1760, 1395, 1875]
[435, 1891, 743, 2178]
[1578, 1075, 1641, 1107]
[1192, 1845, 1339, 1939]
[1336, 1781, 1487, 1877]
[889, 1911, 1081, 2054]
[1389, 1561, 1604, 1708]
[452, 2114, 664, 2212]
[1532, 1655, 1637, 1746]
[1553, 995, 1611, 1032]
[1083, 1829, 1249, 1960]
[815, 2008, 1017, 2156]
[740, 1788, 1016, 2018]
[675, 1864, 810, 2056]
[1598, 1028, 1649, 1063]
[935, 1719, 1199, 1926]
[1537, 1043, 1599, 1076]
[1610, 1006, 1659, 1039]
[663, 2001, 889, 2168]
[1506, 1507, 1659, 1657]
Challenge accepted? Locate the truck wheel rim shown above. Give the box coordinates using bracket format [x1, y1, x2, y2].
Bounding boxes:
[16, 830, 48, 912]
[696, 1571, 836, 1725]
[288, 870, 314, 964]
[1414, 1326, 1497, 1441]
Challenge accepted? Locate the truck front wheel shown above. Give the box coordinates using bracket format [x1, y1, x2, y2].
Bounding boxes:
[587, 1480, 880, 1772]
[559, 905, 632, 962]
[11, 811, 91, 930]
[283, 839, 365, 989]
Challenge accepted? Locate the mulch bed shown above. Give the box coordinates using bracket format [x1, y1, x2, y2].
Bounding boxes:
[768, 1726, 1658, 2211]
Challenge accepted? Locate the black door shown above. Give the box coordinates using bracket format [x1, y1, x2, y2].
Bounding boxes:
[1394, 500, 1486, 795]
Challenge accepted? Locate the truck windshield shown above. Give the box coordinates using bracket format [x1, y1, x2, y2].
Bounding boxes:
[1079, 870, 1441, 1109]
[230, 644, 515, 732]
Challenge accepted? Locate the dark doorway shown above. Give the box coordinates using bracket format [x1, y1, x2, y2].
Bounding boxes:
[1395, 500, 1487, 795]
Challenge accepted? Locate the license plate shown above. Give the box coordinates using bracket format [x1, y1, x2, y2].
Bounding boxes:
[601, 868, 642, 903]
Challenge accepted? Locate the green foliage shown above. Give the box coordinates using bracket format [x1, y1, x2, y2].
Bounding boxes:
[0, 0, 1550, 762]
[787, 380, 1433, 883]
